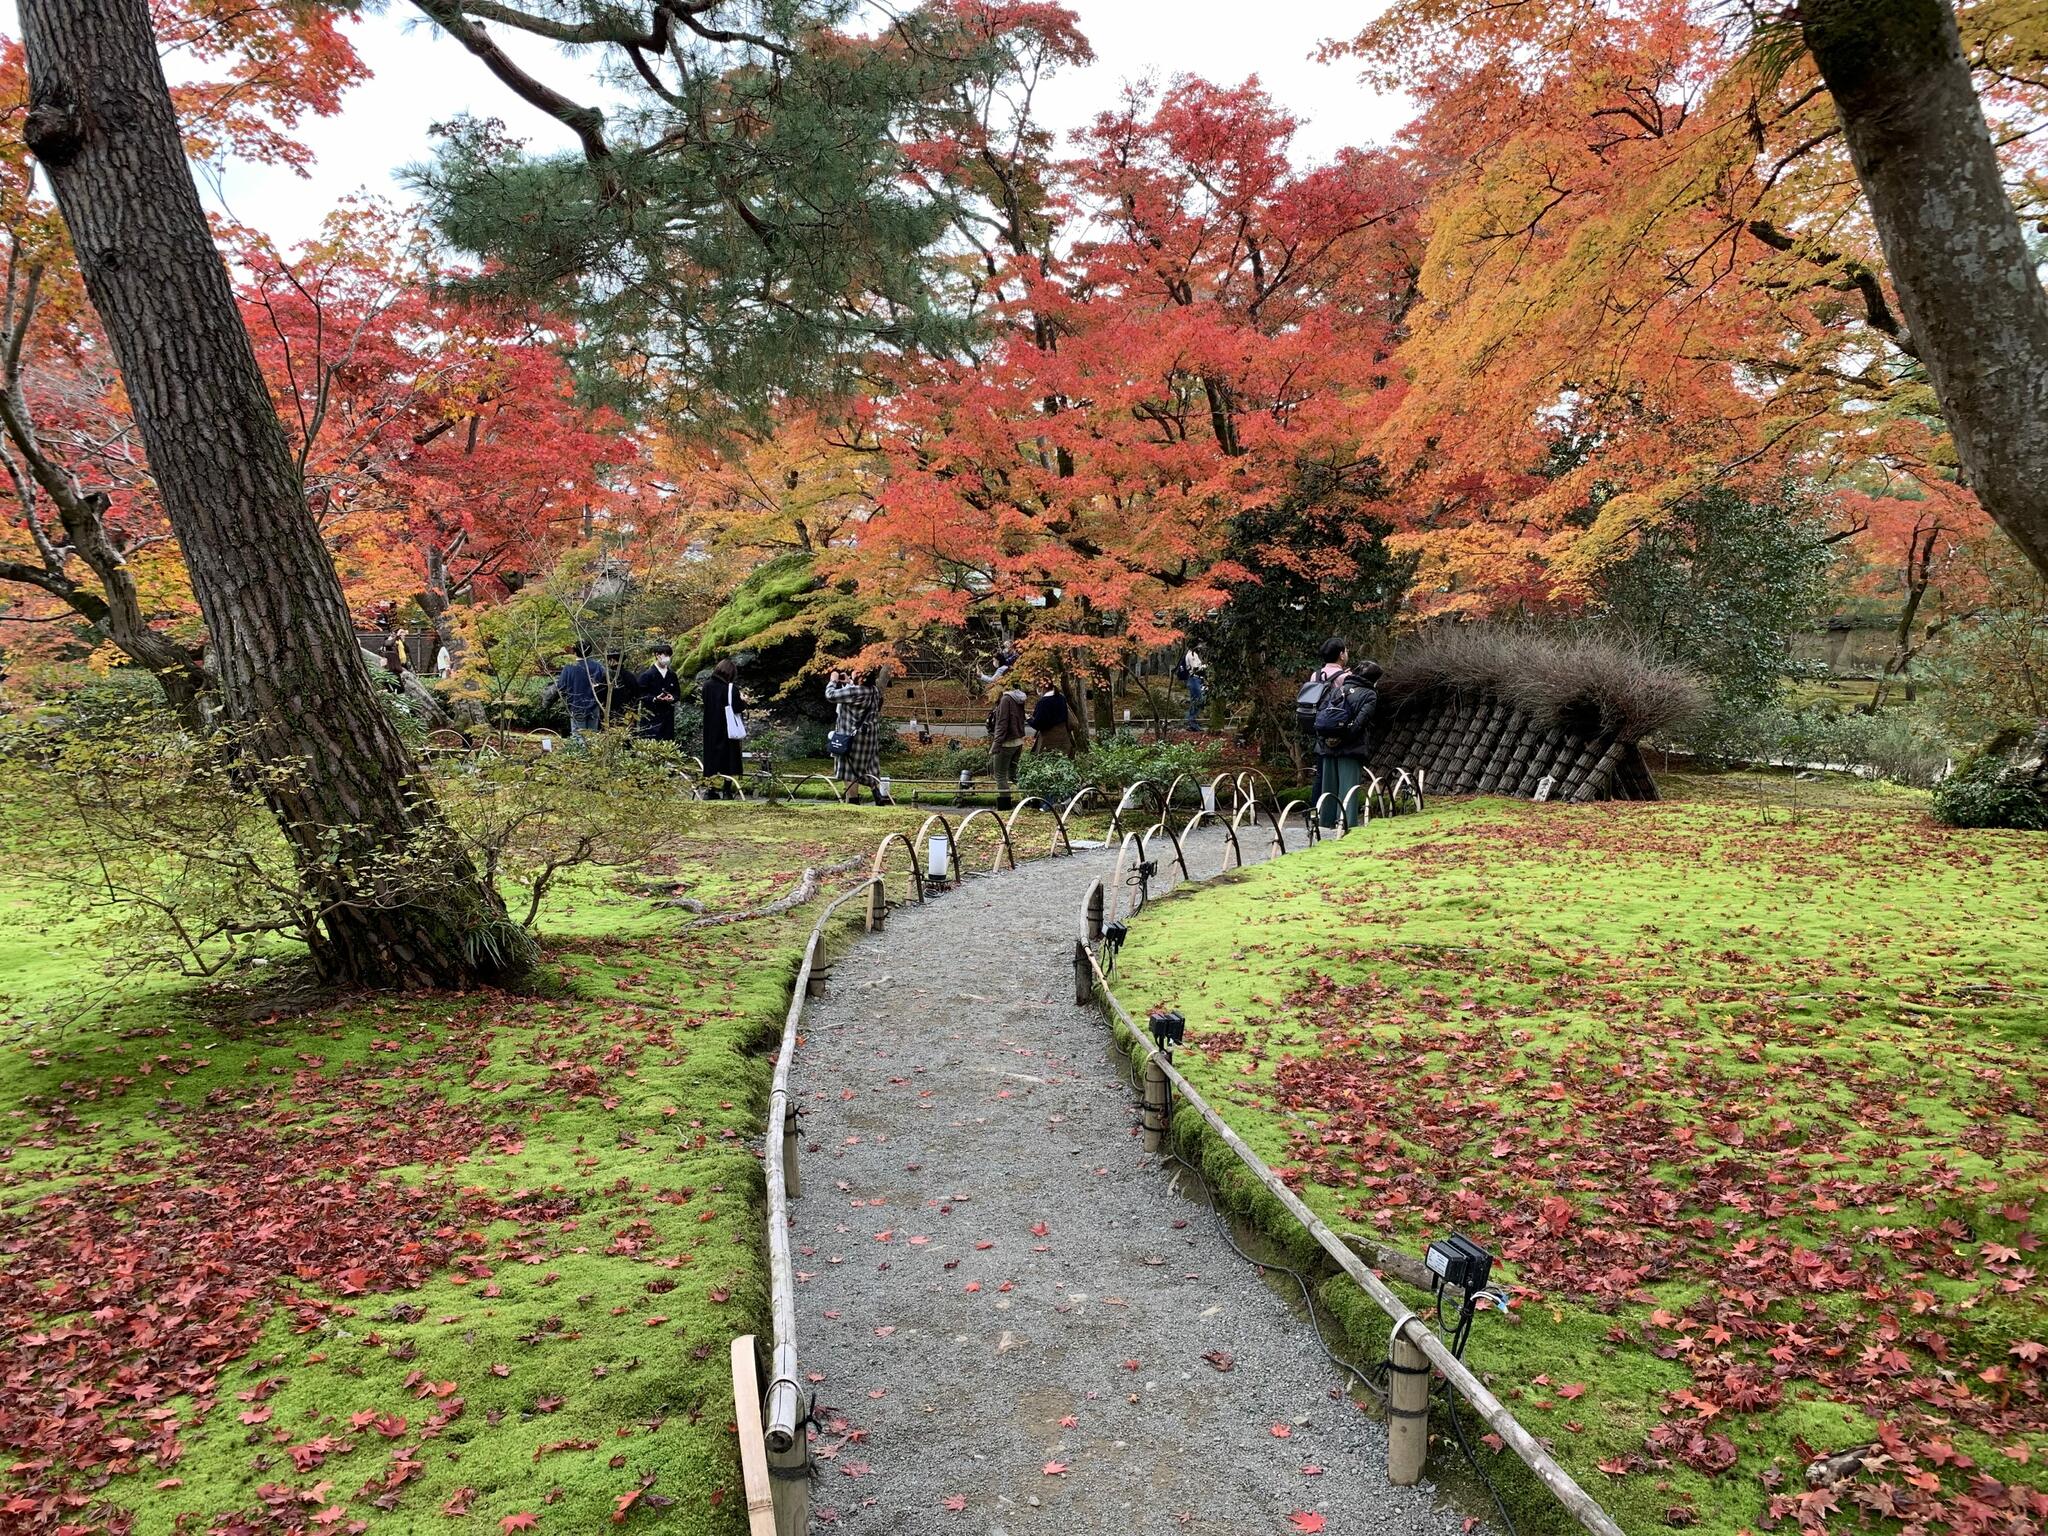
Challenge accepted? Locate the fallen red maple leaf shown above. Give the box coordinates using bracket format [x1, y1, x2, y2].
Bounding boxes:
[501, 1515, 538, 1533]
[1289, 1514, 1326, 1533]
[1043, 1461, 1068, 1476]
[942, 1494, 967, 1512]
[1270, 1424, 1292, 1438]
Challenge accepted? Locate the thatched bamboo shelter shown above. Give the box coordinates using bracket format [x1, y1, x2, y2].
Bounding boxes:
[1368, 631, 1705, 803]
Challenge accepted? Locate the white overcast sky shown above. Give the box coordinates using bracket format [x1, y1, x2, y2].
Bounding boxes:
[127, 2, 1410, 247]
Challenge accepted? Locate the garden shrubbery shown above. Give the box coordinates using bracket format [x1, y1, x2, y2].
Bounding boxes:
[1931, 728, 2048, 830]
[1017, 731, 1220, 804]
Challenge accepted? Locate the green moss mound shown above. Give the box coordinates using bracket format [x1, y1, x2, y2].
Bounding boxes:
[675, 552, 820, 679]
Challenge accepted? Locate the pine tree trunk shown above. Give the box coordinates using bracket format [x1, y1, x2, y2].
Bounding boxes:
[1803, 0, 2048, 580]
[20, 0, 525, 988]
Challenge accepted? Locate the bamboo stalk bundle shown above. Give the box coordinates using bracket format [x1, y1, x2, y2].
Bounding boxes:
[1461, 701, 1513, 792]
[1514, 726, 1566, 797]
[1569, 734, 1631, 802]
[1449, 697, 1491, 789]
[1440, 697, 1481, 780]
[1631, 746, 1663, 802]
[1499, 718, 1544, 796]
[1531, 730, 1584, 799]
[1376, 707, 1422, 771]
[1560, 733, 1611, 800]
[1476, 708, 1527, 794]
[1416, 699, 1458, 777]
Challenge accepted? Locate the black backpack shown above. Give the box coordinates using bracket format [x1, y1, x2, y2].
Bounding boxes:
[1295, 674, 1332, 735]
[1316, 679, 1375, 746]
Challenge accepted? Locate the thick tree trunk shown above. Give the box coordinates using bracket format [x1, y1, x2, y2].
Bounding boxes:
[20, 0, 525, 987]
[1803, 0, 2048, 579]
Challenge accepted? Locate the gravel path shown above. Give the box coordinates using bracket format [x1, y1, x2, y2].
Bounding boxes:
[785, 838, 1471, 1536]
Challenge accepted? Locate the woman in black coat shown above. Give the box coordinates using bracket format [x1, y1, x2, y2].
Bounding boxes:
[701, 656, 744, 796]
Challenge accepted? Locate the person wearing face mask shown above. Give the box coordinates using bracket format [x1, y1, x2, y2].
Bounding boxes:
[636, 644, 682, 742]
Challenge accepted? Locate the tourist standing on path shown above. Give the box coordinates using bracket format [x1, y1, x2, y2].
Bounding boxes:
[556, 643, 608, 740]
[1029, 678, 1077, 757]
[987, 680, 1029, 809]
[1300, 637, 1351, 811]
[702, 657, 745, 796]
[826, 668, 889, 804]
[1315, 658, 1381, 827]
[1177, 645, 1207, 729]
[636, 645, 682, 742]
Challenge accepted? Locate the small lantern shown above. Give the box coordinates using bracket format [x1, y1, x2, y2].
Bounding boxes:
[926, 834, 951, 880]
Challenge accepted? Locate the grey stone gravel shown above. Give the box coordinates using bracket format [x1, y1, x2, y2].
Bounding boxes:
[785, 840, 1476, 1536]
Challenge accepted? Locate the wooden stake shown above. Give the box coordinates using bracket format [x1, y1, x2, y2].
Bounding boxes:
[1074, 938, 1093, 1006]
[866, 875, 885, 932]
[1142, 1055, 1169, 1152]
[1387, 1327, 1431, 1487]
[782, 1114, 801, 1202]
[767, 1430, 809, 1536]
[729, 1336, 779, 1536]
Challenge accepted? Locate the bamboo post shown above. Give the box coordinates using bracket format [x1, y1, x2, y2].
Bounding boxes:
[729, 1336, 779, 1536]
[803, 934, 828, 998]
[1387, 1328, 1431, 1486]
[767, 1431, 808, 1536]
[866, 875, 885, 932]
[1142, 1055, 1170, 1153]
[1084, 879, 1105, 945]
[1570, 736, 1631, 802]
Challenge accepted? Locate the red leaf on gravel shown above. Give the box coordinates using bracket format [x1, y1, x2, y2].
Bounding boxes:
[1030, 1222, 1049, 1237]
[1058, 1415, 1078, 1428]
[1120, 1359, 1140, 1371]
[942, 1495, 967, 1512]
[1270, 1424, 1292, 1438]
[1042, 1461, 1068, 1476]
[1202, 1350, 1234, 1372]
[1301, 1465, 1324, 1476]
[1289, 1515, 1325, 1533]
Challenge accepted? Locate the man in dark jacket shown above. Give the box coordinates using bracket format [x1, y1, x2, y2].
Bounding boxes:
[556, 644, 608, 740]
[1315, 660, 1381, 828]
[636, 645, 682, 741]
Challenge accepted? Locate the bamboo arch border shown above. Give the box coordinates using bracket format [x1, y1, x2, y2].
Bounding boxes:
[868, 831, 926, 904]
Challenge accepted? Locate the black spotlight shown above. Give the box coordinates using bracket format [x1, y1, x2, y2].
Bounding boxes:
[1424, 1232, 1494, 1294]
[1102, 920, 1129, 953]
[1147, 1009, 1186, 1051]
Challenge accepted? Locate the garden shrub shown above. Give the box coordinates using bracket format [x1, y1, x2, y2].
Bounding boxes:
[1018, 732, 1221, 804]
[1931, 733, 2048, 830]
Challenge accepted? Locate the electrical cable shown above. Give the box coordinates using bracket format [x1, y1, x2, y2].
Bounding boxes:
[1163, 1146, 1388, 1406]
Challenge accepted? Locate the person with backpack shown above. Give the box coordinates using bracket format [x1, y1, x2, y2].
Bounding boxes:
[1296, 638, 1352, 808]
[1029, 679, 1077, 757]
[1314, 659, 1382, 827]
[826, 668, 890, 804]
[986, 680, 1029, 810]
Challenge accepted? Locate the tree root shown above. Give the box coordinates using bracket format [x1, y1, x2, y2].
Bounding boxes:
[682, 857, 865, 929]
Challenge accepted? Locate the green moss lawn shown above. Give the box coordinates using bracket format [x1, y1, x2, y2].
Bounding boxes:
[0, 801, 900, 1536]
[1113, 783, 2046, 1536]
